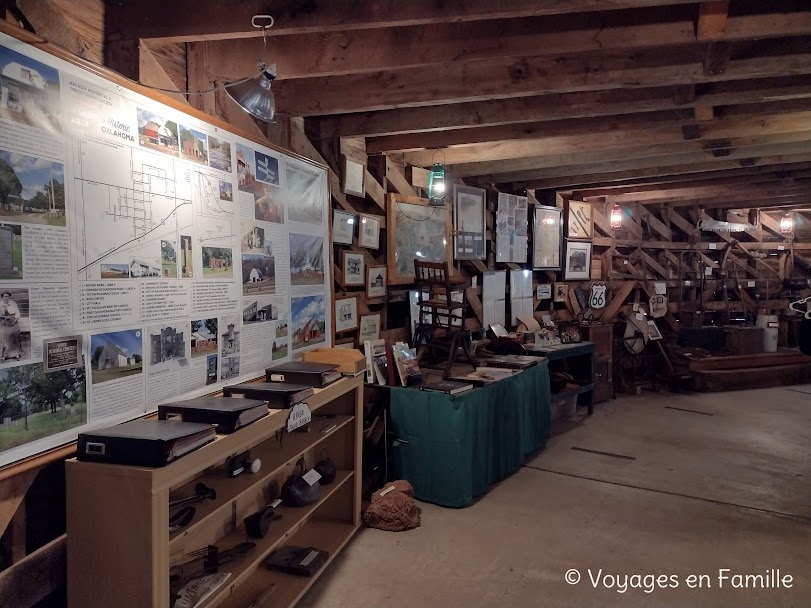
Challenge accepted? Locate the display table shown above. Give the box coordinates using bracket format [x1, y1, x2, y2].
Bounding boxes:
[389, 361, 551, 508]
[527, 341, 596, 415]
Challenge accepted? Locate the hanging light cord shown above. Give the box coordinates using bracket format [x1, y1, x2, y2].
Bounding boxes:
[135, 14, 273, 95]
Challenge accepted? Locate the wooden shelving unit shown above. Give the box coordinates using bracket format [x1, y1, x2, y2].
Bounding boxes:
[66, 376, 363, 608]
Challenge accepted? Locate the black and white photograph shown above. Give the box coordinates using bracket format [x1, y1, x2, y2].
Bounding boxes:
[0, 287, 30, 363]
[554, 283, 568, 303]
[359, 313, 381, 342]
[453, 184, 486, 260]
[366, 265, 386, 298]
[242, 251, 276, 295]
[332, 210, 356, 245]
[0, 43, 61, 134]
[359, 214, 381, 249]
[334, 296, 358, 333]
[533, 205, 563, 270]
[563, 240, 593, 280]
[242, 296, 279, 325]
[342, 251, 365, 287]
[342, 156, 365, 197]
[285, 159, 325, 225]
[147, 324, 189, 372]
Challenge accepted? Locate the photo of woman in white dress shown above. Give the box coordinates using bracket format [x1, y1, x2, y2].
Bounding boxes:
[0, 290, 22, 361]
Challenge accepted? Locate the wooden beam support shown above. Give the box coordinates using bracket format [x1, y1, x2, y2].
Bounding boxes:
[385, 157, 418, 197]
[704, 41, 732, 77]
[188, 42, 216, 116]
[403, 111, 811, 166]
[139, 41, 188, 105]
[0, 536, 66, 608]
[274, 47, 811, 116]
[697, 1, 729, 41]
[317, 75, 811, 138]
[105, 0, 709, 43]
[602, 281, 637, 321]
[694, 103, 715, 122]
[18, 0, 103, 62]
[104, 38, 139, 80]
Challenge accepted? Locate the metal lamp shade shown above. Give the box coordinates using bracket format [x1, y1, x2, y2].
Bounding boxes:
[226, 72, 276, 122]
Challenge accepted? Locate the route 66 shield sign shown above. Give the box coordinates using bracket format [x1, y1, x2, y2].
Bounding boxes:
[589, 284, 607, 309]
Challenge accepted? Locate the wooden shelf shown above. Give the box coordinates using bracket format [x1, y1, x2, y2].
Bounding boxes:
[195, 471, 354, 608]
[215, 519, 359, 608]
[67, 374, 363, 608]
[169, 415, 354, 548]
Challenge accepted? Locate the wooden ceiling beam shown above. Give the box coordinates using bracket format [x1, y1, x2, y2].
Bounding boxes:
[601, 180, 811, 204]
[569, 167, 811, 197]
[697, 1, 729, 41]
[637, 186, 811, 208]
[677, 194, 810, 210]
[514, 159, 811, 190]
[274, 46, 811, 116]
[105, 0, 709, 44]
[316, 75, 811, 138]
[466, 139, 811, 182]
[404, 113, 811, 167]
[194, 8, 811, 81]
[377, 107, 811, 155]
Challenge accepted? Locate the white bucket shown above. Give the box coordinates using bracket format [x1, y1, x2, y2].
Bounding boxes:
[756, 314, 779, 353]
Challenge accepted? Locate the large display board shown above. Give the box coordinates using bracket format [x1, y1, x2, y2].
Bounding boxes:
[0, 31, 331, 468]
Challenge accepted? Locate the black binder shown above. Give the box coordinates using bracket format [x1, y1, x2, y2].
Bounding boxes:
[158, 396, 268, 434]
[265, 362, 341, 388]
[223, 383, 314, 409]
[77, 420, 215, 467]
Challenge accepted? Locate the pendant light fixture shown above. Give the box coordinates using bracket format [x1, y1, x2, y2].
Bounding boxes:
[610, 204, 623, 229]
[428, 150, 446, 207]
[226, 16, 277, 123]
[781, 211, 794, 236]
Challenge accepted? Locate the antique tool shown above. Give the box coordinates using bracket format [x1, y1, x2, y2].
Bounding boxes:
[168, 506, 196, 533]
[169, 483, 216, 510]
[227, 451, 261, 477]
[170, 542, 257, 598]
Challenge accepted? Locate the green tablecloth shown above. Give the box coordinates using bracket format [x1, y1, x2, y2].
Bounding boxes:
[390, 361, 551, 508]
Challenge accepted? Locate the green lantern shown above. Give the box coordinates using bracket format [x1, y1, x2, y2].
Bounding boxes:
[428, 162, 446, 206]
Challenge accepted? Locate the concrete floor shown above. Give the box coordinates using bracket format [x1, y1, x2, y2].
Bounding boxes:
[300, 386, 811, 607]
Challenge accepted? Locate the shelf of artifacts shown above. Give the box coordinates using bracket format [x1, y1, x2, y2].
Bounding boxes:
[65, 374, 364, 608]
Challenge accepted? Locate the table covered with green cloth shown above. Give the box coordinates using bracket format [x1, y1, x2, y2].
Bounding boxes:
[389, 361, 551, 508]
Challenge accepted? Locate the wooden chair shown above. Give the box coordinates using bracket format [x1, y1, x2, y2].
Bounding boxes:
[413, 260, 478, 378]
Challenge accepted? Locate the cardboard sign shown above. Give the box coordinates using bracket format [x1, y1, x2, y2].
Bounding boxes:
[287, 402, 312, 432]
[649, 294, 668, 319]
[589, 284, 607, 309]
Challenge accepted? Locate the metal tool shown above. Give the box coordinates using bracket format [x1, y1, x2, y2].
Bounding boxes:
[169, 482, 216, 510]
[168, 506, 195, 533]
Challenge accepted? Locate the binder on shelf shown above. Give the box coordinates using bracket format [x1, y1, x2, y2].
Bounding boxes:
[77, 420, 216, 467]
[265, 362, 341, 387]
[158, 396, 269, 434]
[222, 382, 314, 409]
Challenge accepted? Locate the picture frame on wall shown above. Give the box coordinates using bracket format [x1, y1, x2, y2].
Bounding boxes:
[453, 184, 486, 260]
[532, 205, 563, 270]
[342, 251, 365, 286]
[387, 194, 451, 285]
[359, 313, 381, 342]
[567, 200, 593, 239]
[554, 283, 569, 303]
[563, 240, 593, 280]
[359, 214, 381, 249]
[366, 265, 387, 298]
[334, 296, 359, 333]
[332, 210, 355, 245]
[342, 155, 365, 197]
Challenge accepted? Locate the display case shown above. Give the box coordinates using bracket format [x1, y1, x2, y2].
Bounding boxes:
[66, 376, 363, 608]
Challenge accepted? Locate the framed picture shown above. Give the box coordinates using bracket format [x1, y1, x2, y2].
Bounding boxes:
[563, 240, 593, 281]
[567, 200, 593, 239]
[554, 283, 568, 303]
[647, 320, 663, 341]
[359, 313, 381, 342]
[387, 194, 451, 285]
[334, 296, 358, 333]
[332, 210, 355, 245]
[359, 214, 381, 249]
[366, 265, 387, 298]
[532, 205, 562, 270]
[453, 184, 486, 260]
[342, 155, 365, 197]
[342, 251, 365, 286]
